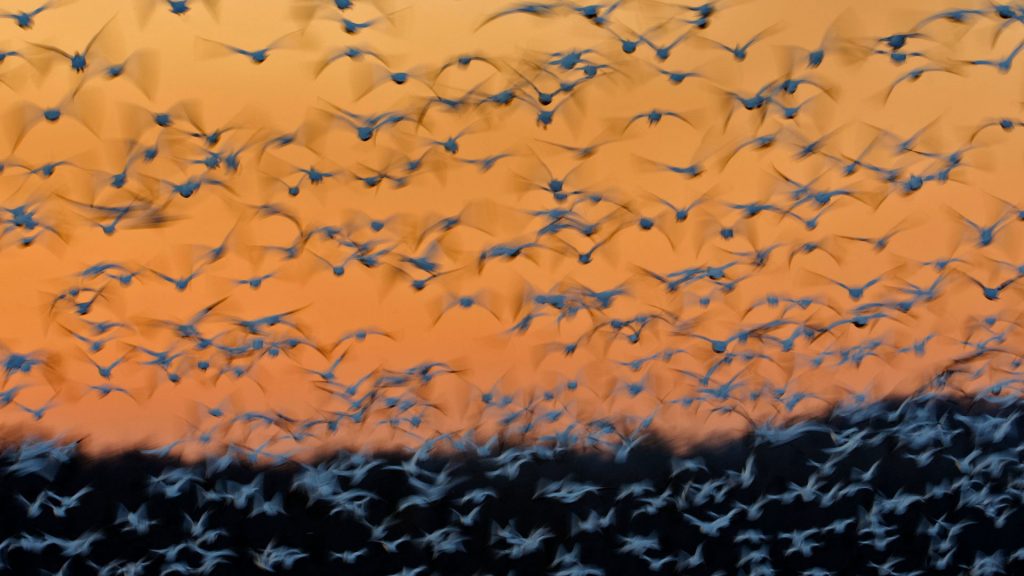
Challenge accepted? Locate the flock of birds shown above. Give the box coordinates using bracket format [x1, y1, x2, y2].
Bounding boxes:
[0, 0, 1024, 573]
[2, 0, 1024, 457]
[0, 396, 1023, 574]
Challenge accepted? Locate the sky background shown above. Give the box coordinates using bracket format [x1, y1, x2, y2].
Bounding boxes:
[0, 0, 1021, 457]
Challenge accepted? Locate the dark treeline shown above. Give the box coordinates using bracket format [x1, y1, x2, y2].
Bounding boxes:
[1, 393, 1022, 575]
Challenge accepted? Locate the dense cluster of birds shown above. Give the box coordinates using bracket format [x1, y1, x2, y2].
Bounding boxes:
[4, 0, 1024, 573]
[1, 0, 1024, 468]
[0, 395, 1021, 574]
[1, 0, 1022, 458]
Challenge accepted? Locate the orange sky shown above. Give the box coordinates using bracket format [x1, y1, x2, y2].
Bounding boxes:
[0, 0, 1021, 458]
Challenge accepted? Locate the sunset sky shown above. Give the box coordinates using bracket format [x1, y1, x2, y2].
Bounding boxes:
[0, 0, 1021, 458]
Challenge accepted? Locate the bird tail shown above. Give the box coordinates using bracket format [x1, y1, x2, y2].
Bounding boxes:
[569, 514, 582, 537]
[115, 503, 129, 524]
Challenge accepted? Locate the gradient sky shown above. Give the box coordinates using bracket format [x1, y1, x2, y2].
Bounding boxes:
[0, 0, 1021, 458]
